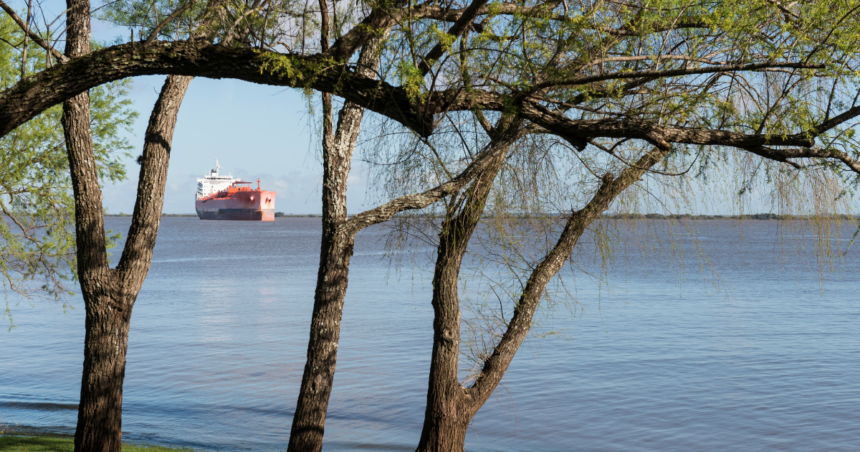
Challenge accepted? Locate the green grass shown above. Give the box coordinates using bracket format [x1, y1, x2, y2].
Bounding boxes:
[0, 435, 194, 451]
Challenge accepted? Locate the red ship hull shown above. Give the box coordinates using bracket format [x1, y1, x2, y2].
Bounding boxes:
[196, 188, 276, 221]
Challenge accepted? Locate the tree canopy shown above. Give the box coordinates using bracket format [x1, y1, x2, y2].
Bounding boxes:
[3, 0, 860, 180]
[0, 15, 135, 326]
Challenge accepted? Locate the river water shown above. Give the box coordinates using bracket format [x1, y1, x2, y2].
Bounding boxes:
[2, 217, 859, 451]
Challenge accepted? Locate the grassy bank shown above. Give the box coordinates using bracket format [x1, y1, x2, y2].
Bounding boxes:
[0, 435, 193, 451]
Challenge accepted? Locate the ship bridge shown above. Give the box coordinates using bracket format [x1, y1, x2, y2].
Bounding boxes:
[196, 159, 236, 199]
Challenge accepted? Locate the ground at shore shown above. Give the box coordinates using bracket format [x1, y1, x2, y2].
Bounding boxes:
[0, 435, 193, 451]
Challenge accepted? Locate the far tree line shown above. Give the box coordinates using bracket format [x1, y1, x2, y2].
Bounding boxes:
[3, 1, 860, 452]
[120, 212, 860, 220]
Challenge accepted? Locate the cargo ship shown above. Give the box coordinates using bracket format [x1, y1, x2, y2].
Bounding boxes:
[195, 160, 276, 221]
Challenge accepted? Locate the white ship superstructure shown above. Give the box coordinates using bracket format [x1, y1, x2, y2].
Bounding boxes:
[196, 159, 236, 200]
[195, 159, 277, 221]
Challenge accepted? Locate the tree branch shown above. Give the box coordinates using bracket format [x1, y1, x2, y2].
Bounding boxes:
[416, 0, 488, 76]
[465, 145, 669, 412]
[525, 62, 826, 94]
[116, 76, 192, 285]
[813, 104, 860, 137]
[413, 2, 706, 36]
[339, 127, 527, 236]
[2, 39, 860, 179]
[145, 0, 198, 44]
[324, 0, 410, 61]
[518, 101, 814, 149]
[745, 145, 860, 174]
[0, 40, 433, 139]
[0, 0, 67, 62]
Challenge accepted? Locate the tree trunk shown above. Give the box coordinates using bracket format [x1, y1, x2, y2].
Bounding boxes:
[288, 230, 354, 451]
[65, 79, 128, 451]
[71, 74, 192, 452]
[417, 416, 469, 452]
[289, 79, 352, 445]
[418, 216, 471, 452]
[59, 0, 120, 446]
[417, 121, 522, 452]
[286, 75, 368, 452]
[73, 280, 129, 452]
[417, 238, 472, 452]
[287, 21, 385, 448]
[117, 75, 194, 282]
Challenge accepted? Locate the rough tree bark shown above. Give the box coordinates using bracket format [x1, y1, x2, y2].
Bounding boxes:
[415, 118, 524, 451]
[415, 144, 670, 452]
[0, 40, 437, 140]
[286, 5, 386, 447]
[67, 70, 193, 452]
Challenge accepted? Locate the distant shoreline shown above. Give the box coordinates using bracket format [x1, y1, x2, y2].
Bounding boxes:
[101, 213, 858, 220]
[601, 213, 859, 221]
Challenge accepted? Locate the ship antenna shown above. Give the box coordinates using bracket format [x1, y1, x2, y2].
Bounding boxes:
[257, 178, 261, 191]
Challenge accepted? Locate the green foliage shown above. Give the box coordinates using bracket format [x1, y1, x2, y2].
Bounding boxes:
[258, 51, 304, 83]
[97, 0, 305, 47]
[99, 0, 207, 42]
[0, 16, 136, 326]
[258, 52, 345, 99]
[396, 60, 424, 102]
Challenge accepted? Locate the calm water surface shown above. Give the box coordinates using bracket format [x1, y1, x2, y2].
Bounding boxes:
[2, 218, 859, 451]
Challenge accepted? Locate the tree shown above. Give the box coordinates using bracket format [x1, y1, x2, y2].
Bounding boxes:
[66, 72, 193, 452]
[0, 1, 195, 451]
[379, 2, 860, 449]
[287, 5, 512, 449]
[0, 14, 134, 325]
